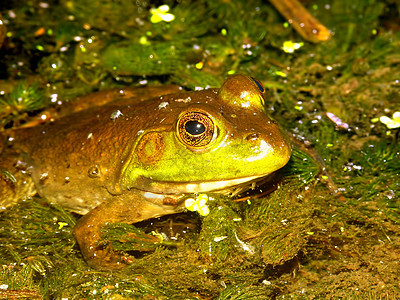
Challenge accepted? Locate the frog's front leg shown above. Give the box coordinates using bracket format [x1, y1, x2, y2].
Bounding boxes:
[73, 192, 182, 270]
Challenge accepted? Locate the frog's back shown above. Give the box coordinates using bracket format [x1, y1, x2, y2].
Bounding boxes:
[1, 101, 144, 213]
[0, 84, 198, 214]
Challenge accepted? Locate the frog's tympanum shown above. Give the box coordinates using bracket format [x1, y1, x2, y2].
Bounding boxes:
[0, 75, 291, 270]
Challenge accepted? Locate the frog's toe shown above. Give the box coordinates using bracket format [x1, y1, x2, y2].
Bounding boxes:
[84, 246, 132, 271]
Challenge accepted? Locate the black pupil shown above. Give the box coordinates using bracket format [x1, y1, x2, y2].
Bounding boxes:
[185, 121, 205, 135]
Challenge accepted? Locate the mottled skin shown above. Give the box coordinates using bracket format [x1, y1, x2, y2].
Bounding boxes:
[0, 75, 291, 270]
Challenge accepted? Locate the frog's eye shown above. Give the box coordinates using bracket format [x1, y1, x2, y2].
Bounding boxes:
[177, 111, 215, 148]
[250, 77, 265, 94]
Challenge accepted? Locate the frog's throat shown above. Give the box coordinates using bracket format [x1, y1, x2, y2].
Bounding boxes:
[129, 173, 269, 196]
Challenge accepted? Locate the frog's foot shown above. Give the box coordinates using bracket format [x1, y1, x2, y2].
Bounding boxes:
[72, 195, 177, 270]
[0, 165, 36, 210]
[73, 219, 132, 270]
[81, 243, 131, 271]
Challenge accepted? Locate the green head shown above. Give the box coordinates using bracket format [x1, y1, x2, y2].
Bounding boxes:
[119, 75, 291, 195]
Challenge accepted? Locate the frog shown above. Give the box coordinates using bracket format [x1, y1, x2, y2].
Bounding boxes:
[0, 75, 291, 270]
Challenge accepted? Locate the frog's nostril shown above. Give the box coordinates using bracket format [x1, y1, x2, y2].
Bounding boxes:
[245, 133, 259, 141]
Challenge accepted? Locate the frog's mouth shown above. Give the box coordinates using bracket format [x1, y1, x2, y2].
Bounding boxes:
[134, 173, 274, 196]
[173, 175, 262, 194]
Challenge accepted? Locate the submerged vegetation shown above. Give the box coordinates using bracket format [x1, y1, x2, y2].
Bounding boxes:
[0, 0, 400, 298]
